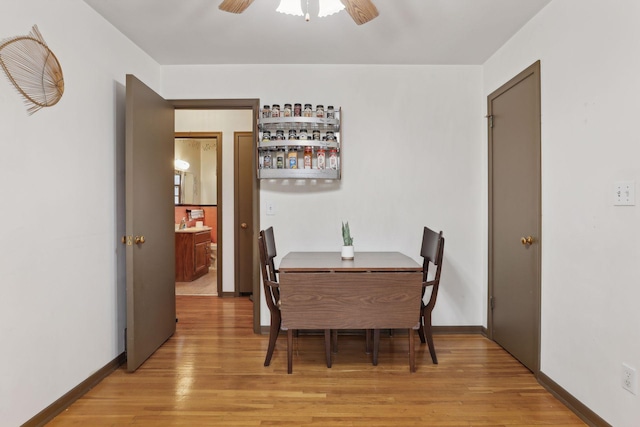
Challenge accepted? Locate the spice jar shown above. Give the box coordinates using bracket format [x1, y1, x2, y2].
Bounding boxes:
[276, 148, 285, 169]
[326, 105, 335, 119]
[325, 131, 335, 141]
[298, 129, 308, 140]
[263, 150, 272, 169]
[283, 103, 292, 117]
[271, 104, 280, 118]
[262, 105, 271, 118]
[315, 104, 324, 118]
[303, 147, 313, 169]
[312, 130, 321, 140]
[276, 130, 285, 140]
[294, 103, 302, 117]
[329, 149, 338, 170]
[303, 104, 313, 117]
[262, 131, 271, 142]
[288, 148, 298, 169]
[288, 129, 297, 140]
[317, 147, 326, 169]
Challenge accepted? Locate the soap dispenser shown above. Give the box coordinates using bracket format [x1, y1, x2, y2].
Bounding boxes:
[180, 217, 186, 229]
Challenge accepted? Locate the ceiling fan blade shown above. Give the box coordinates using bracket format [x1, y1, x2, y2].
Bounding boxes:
[219, 0, 255, 14]
[341, 0, 379, 25]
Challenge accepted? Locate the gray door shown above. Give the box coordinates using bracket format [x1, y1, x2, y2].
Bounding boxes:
[235, 131, 256, 295]
[125, 75, 176, 372]
[488, 61, 541, 373]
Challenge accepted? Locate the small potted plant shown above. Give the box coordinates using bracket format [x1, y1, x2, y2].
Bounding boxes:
[341, 221, 354, 260]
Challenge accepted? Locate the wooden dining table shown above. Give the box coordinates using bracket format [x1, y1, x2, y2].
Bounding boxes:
[278, 251, 423, 373]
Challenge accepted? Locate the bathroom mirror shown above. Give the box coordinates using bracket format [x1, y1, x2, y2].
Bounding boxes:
[174, 133, 219, 205]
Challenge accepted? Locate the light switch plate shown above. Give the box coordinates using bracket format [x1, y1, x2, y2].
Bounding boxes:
[614, 181, 635, 206]
[266, 201, 275, 216]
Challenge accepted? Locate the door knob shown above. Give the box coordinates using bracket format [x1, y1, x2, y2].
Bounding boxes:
[520, 236, 534, 245]
[241, 223, 248, 229]
[134, 235, 146, 244]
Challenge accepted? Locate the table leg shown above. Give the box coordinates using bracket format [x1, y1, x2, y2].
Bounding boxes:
[332, 329, 338, 354]
[365, 329, 372, 354]
[372, 329, 380, 366]
[287, 329, 293, 374]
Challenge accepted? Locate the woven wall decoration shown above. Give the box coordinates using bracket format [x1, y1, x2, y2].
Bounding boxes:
[0, 25, 64, 115]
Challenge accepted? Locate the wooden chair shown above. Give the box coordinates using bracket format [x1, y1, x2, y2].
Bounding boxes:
[260, 227, 333, 372]
[258, 227, 281, 366]
[417, 226, 445, 364]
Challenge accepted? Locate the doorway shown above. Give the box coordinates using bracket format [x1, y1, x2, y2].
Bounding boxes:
[171, 100, 261, 333]
[487, 61, 541, 373]
[174, 131, 221, 296]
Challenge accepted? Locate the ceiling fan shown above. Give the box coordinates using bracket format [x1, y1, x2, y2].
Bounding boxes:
[218, 0, 379, 25]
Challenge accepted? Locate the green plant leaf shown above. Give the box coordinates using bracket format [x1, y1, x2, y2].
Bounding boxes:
[342, 221, 353, 246]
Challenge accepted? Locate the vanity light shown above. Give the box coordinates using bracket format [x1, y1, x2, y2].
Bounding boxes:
[174, 159, 190, 171]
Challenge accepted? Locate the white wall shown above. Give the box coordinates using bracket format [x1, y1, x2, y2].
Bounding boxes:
[163, 65, 486, 328]
[0, 1, 160, 425]
[175, 109, 253, 293]
[483, 1, 640, 426]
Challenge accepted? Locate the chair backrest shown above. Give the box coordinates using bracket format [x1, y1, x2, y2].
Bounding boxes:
[420, 226, 445, 310]
[258, 227, 280, 312]
[262, 226, 278, 281]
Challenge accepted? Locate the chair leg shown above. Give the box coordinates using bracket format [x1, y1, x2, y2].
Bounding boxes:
[365, 329, 372, 354]
[372, 329, 380, 366]
[417, 320, 426, 343]
[264, 312, 281, 367]
[324, 330, 332, 368]
[424, 311, 438, 364]
[418, 308, 426, 344]
[409, 328, 416, 373]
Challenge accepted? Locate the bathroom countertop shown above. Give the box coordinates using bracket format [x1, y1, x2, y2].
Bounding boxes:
[175, 226, 212, 233]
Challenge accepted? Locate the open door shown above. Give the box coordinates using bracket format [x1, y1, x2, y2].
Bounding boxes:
[125, 75, 176, 372]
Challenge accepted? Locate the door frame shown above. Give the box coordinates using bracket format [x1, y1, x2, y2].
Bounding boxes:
[171, 99, 261, 334]
[487, 61, 542, 373]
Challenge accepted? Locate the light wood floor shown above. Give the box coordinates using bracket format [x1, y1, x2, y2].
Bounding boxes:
[48, 296, 585, 426]
[175, 267, 217, 296]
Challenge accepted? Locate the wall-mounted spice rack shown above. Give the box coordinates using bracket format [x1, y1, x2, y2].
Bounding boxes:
[257, 106, 341, 180]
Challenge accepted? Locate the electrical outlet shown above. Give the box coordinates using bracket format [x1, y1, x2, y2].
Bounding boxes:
[622, 363, 637, 394]
[614, 181, 635, 205]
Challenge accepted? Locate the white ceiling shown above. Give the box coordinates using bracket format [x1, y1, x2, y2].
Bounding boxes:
[82, 0, 552, 66]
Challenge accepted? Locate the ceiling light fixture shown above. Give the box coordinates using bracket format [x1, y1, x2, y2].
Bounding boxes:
[276, 0, 303, 17]
[277, 0, 345, 22]
[220, 0, 379, 25]
[318, 0, 345, 18]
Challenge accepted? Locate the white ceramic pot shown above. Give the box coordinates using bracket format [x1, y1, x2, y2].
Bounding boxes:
[341, 245, 354, 260]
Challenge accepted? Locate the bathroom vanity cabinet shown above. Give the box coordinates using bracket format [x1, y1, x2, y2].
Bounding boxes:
[175, 228, 211, 282]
